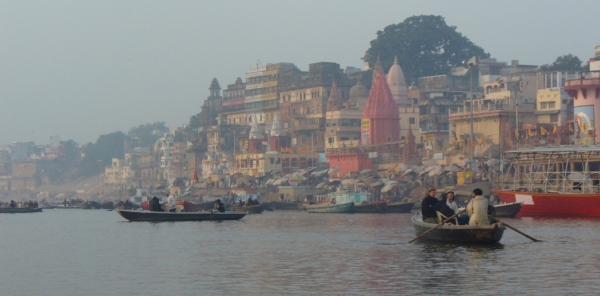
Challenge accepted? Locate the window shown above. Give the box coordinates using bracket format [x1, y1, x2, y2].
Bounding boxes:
[540, 102, 548, 109]
[548, 102, 556, 108]
[409, 117, 416, 124]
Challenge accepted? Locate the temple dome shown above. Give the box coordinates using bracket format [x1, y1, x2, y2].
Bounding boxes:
[386, 56, 409, 106]
[349, 80, 369, 99]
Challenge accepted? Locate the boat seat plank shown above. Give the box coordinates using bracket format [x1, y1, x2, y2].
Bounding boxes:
[437, 211, 458, 225]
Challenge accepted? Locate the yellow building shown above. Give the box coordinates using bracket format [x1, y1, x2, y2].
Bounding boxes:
[104, 158, 133, 185]
[245, 63, 298, 125]
[232, 151, 318, 177]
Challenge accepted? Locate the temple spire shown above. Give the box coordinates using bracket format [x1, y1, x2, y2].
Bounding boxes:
[326, 81, 342, 111]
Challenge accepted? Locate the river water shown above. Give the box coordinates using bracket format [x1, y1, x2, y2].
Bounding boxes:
[0, 209, 598, 295]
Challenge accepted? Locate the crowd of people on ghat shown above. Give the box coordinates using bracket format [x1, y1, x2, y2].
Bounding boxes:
[421, 187, 496, 225]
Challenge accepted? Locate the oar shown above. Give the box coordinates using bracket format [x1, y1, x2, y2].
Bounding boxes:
[409, 209, 466, 243]
[490, 216, 540, 242]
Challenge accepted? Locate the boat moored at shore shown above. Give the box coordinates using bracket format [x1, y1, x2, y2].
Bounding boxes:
[494, 146, 600, 216]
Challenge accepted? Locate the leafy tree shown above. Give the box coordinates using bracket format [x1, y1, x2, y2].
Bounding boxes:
[539, 54, 584, 72]
[79, 131, 125, 177]
[363, 15, 491, 84]
[127, 122, 169, 149]
[187, 114, 200, 132]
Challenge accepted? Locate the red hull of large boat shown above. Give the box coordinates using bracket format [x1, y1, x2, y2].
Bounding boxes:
[493, 189, 600, 217]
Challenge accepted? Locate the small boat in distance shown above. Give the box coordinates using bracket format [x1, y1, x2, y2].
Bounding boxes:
[115, 209, 246, 222]
[304, 201, 354, 213]
[313, 191, 382, 213]
[411, 215, 505, 244]
[0, 207, 43, 214]
[385, 201, 415, 213]
[493, 202, 523, 217]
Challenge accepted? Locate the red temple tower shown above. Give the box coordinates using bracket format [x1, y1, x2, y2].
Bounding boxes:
[361, 62, 400, 146]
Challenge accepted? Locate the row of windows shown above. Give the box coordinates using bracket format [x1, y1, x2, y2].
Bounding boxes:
[245, 100, 278, 110]
[247, 74, 277, 84]
[246, 87, 277, 97]
[326, 119, 361, 127]
[539, 101, 556, 109]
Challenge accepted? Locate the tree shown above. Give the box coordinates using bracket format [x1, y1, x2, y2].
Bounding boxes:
[539, 54, 584, 72]
[79, 131, 125, 177]
[127, 122, 169, 149]
[363, 15, 491, 84]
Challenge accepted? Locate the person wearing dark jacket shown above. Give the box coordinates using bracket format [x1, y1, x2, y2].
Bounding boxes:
[214, 199, 225, 213]
[434, 194, 457, 224]
[421, 188, 439, 223]
[150, 196, 163, 212]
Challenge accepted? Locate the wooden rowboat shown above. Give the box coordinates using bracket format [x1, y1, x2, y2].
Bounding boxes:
[411, 215, 505, 244]
[115, 209, 246, 222]
[0, 207, 43, 213]
[493, 202, 523, 218]
[385, 201, 415, 213]
[351, 200, 387, 213]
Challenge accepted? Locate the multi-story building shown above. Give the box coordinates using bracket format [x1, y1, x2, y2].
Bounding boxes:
[221, 77, 246, 125]
[245, 63, 299, 126]
[279, 62, 353, 152]
[105, 158, 133, 186]
[565, 45, 600, 145]
[535, 71, 577, 145]
[324, 80, 368, 149]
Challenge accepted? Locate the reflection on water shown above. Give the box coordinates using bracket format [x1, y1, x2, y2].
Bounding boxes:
[0, 210, 598, 295]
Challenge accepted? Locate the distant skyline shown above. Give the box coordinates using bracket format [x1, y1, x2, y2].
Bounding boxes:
[1, 0, 597, 145]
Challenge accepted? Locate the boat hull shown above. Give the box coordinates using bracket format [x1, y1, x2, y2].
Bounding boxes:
[385, 202, 415, 213]
[261, 201, 303, 211]
[493, 189, 600, 217]
[115, 209, 246, 222]
[230, 204, 263, 214]
[351, 201, 387, 213]
[304, 202, 354, 213]
[411, 215, 505, 244]
[493, 202, 523, 217]
[0, 207, 43, 213]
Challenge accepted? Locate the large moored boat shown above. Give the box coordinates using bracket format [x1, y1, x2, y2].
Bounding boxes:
[493, 146, 600, 216]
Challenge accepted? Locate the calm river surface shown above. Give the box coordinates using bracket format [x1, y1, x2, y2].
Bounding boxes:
[0, 209, 598, 295]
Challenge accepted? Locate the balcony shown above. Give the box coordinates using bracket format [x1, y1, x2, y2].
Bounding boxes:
[450, 103, 508, 115]
[292, 118, 325, 131]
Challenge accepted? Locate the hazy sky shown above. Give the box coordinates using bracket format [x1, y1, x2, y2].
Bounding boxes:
[1, 0, 597, 145]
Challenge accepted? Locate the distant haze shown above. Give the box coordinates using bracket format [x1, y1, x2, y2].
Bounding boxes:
[1, 0, 596, 145]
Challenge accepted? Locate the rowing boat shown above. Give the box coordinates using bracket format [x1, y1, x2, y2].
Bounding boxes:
[115, 209, 246, 222]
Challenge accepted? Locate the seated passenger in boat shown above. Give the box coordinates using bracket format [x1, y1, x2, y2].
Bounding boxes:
[214, 199, 225, 213]
[434, 194, 456, 224]
[10, 200, 16, 208]
[467, 188, 489, 226]
[150, 196, 163, 212]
